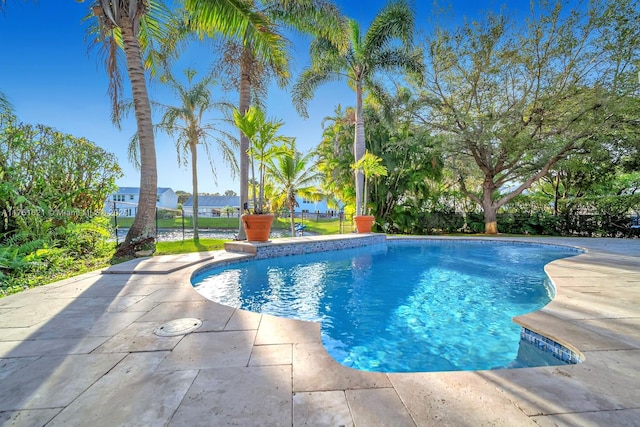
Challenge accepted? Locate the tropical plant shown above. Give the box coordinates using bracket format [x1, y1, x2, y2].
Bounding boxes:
[232, 106, 291, 214]
[293, 0, 423, 217]
[184, 0, 345, 239]
[222, 205, 235, 224]
[266, 142, 321, 236]
[351, 150, 387, 216]
[0, 116, 120, 296]
[316, 105, 355, 211]
[85, 0, 287, 252]
[316, 97, 443, 233]
[129, 67, 238, 241]
[0, 120, 121, 236]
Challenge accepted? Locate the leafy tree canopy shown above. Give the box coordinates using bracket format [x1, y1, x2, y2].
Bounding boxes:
[415, 0, 640, 233]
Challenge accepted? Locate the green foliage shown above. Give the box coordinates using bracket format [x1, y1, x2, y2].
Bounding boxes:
[351, 150, 387, 216]
[0, 117, 121, 296]
[417, 0, 640, 232]
[156, 209, 178, 219]
[316, 105, 356, 210]
[266, 140, 322, 236]
[1, 216, 116, 297]
[233, 106, 292, 214]
[0, 118, 122, 235]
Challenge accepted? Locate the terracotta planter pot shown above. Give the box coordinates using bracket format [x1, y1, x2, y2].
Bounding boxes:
[242, 214, 275, 242]
[354, 215, 375, 233]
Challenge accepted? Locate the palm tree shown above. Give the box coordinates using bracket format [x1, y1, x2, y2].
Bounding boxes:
[86, 0, 285, 253]
[266, 143, 321, 237]
[184, 0, 346, 239]
[292, 0, 423, 217]
[90, 0, 164, 252]
[153, 67, 238, 241]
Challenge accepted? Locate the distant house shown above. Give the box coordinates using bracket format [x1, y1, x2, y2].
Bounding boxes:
[183, 195, 241, 217]
[294, 196, 331, 215]
[182, 194, 334, 217]
[105, 187, 178, 217]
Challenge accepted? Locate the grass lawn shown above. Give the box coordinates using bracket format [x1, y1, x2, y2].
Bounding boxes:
[112, 216, 347, 234]
[111, 216, 348, 257]
[112, 216, 240, 229]
[155, 238, 227, 255]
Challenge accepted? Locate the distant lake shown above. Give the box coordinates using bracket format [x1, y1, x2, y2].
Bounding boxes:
[113, 228, 308, 242]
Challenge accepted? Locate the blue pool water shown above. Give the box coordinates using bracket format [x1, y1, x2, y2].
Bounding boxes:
[191, 240, 579, 372]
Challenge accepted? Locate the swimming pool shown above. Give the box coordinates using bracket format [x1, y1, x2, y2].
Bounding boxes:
[191, 239, 580, 372]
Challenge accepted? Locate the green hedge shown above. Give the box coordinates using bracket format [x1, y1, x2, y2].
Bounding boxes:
[385, 194, 640, 236]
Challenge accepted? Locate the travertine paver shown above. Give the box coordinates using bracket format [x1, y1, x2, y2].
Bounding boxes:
[158, 330, 255, 370]
[0, 408, 62, 427]
[389, 370, 537, 426]
[0, 336, 108, 357]
[249, 343, 292, 366]
[25, 311, 143, 340]
[483, 360, 633, 415]
[225, 307, 262, 330]
[254, 314, 321, 345]
[292, 391, 353, 426]
[293, 342, 391, 392]
[346, 388, 416, 426]
[168, 366, 292, 426]
[0, 235, 638, 426]
[0, 353, 126, 411]
[532, 409, 640, 427]
[47, 352, 198, 427]
[513, 310, 636, 351]
[0, 356, 39, 381]
[578, 317, 640, 348]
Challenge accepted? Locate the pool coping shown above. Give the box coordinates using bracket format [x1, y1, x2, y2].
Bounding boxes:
[1, 234, 639, 425]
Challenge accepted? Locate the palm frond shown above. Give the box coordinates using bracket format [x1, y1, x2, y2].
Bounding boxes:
[292, 65, 343, 117]
[266, 0, 349, 51]
[185, 0, 289, 78]
[371, 46, 425, 83]
[364, 0, 415, 51]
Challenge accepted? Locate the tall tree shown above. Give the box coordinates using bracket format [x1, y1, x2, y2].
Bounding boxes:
[419, 0, 640, 234]
[88, 0, 170, 253]
[293, 0, 423, 217]
[316, 105, 356, 212]
[87, 0, 286, 253]
[153, 67, 238, 241]
[0, 91, 12, 118]
[185, 0, 345, 239]
[316, 96, 443, 233]
[266, 142, 321, 236]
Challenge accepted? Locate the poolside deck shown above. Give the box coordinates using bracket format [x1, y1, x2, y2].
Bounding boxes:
[1, 236, 639, 426]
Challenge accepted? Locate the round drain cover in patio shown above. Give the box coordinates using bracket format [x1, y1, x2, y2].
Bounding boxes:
[154, 318, 202, 337]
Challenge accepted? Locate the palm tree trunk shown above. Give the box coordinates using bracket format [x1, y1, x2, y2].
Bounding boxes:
[190, 140, 199, 241]
[238, 48, 252, 239]
[354, 80, 366, 216]
[120, 21, 157, 248]
[289, 200, 296, 237]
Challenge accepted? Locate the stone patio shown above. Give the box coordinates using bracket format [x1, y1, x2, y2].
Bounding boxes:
[0, 235, 639, 426]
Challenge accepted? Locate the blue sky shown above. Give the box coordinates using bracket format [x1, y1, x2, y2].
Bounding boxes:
[0, 0, 529, 195]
